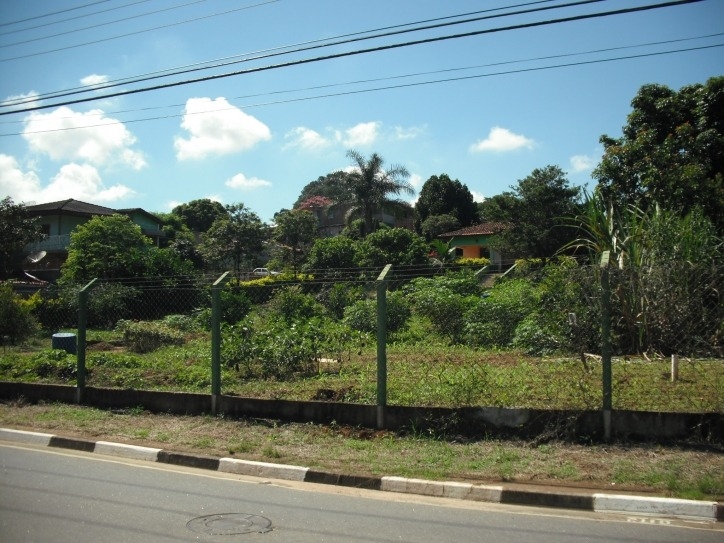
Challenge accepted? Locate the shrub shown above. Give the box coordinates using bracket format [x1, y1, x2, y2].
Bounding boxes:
[0, 283, 38, 344]
[116, 320, 185, 353]
[342, 291, 410, 334]
[221, 284, 252, 324]
[463, 278, 533, 348]
[409, 287, 477, 343]
[32, 349, 77, 380]
[317, 282, 366, 320]
[266, 285, 326, 325]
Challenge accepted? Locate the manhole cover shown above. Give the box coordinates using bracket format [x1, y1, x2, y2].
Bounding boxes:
[187, 513, 272, 535]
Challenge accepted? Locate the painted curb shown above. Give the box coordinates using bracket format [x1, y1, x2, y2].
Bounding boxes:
[593, 493, 720, 520]
[219, 458, 308, 481]
[1, 428, 720, 521]
[94, 441, 161, 462]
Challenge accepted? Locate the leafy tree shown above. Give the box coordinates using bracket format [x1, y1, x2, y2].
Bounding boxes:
[594, 76, 724, 233]
[355, 228, 430, 268]
[341, 150, 415, 236]
[200, 203, 266, 278]
[0, 197, 43, 279]
[415, 174, 477, 235]
[477, 192, 517, 223]
[61, 214, 152, 282]
[421, 214, 460, 240]
[293, 172, 353, 207]
[304, 236, 358, 276]
[172, 198, 228, 233]
[272, 209, 319, 274]
[493, 165, 581, 259]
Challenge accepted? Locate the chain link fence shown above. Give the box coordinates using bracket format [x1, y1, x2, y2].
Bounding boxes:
[3, 262, 722, 413]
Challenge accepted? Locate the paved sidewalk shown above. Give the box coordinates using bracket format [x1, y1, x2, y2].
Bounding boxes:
[2, 427, 721, 522]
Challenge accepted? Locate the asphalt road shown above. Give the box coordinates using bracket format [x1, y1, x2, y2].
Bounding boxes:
[1, 444, 720, 542]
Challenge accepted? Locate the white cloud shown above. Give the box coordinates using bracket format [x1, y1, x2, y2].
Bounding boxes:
[394, 125, 425, 140]
[1, 91, 40, 111]
[23, 106, 146, 169]
[471, 190, 486, 203]
[470, 126, 535, 153]
[284, 127, 330, 151]
[174, 97, 271, 160]
[409, 173, 423, 189]
[225, 173, 272, 190]
[0, 154, 135, 203]
[81, 74, 109, 87]
[570, 154, 597, 173]
[342, 121, 380, 147]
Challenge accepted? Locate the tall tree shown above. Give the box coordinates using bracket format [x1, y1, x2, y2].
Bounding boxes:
[61, 214, 152, 282]
[0, 197, 43, 279]
[341, 150, 414, 237]
[272, 209, 319, 274]
[200, 203, 266, 278]
[593, 76, 724, 232]
[494, 165, 581, 259]
[172, 198, 228, 233]
[293, 171, 354, 207]
[415, 174, 477, 236]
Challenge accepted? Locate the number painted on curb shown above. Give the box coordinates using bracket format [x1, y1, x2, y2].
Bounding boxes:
[627, 517, 671, 525]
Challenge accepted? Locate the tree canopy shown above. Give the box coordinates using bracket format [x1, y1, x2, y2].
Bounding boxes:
[172, 198, 228, 233]
[593, 76, 724, 233]
[200, 203, 266, 278]
[491, 165, 581, 259]
[0, 197, 43, 279]
[61, 214, 152, 282]
[272, 209, 319, 274]
[340, 150, 415, 237]
[293, 171, 354, 208]
[415, 174, 478, 236]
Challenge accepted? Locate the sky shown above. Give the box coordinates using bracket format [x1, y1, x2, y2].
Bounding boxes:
[0, 0, 722, 223]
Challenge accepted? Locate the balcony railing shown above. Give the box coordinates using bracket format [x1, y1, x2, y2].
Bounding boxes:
[25, 235, 71, 253]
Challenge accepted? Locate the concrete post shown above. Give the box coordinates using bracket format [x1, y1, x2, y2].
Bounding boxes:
[211, 272, 230, 415]
[76, 278, 98, 404]
[376, 264, 392, 429]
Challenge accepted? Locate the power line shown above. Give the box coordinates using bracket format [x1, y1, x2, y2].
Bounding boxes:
[0, 0, 702, 116]
[0, 0, 153, 37]
[0, 0, 584, 105]
[5, 41, 720, 137]
[0, 0, 209, 47]
[0, 0, 282, 63]
[0, 0, 114, 27]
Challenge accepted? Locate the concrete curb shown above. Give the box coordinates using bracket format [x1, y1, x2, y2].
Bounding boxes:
[2, 428, 720, 521]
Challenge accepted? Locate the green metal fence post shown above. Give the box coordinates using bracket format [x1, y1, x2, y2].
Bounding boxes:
[376, 264, 392, 429]
[600, 251, 612, 441]
[77, 278, 98, 404]
[211, 272, 230, 415]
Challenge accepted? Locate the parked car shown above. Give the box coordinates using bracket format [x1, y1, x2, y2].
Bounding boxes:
[252, 267, 280, 277]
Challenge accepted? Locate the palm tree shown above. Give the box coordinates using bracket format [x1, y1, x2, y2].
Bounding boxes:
[342, 150, 414, 237]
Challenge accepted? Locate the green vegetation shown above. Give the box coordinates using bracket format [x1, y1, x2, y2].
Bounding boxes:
[1, 401, 722, 501]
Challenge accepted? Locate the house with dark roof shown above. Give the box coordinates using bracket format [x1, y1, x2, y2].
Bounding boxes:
[23, 199, 164, 280]
[438, 222, 508, 270]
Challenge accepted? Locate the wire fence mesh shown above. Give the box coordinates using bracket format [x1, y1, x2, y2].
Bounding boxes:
[3, 262, 722, 413]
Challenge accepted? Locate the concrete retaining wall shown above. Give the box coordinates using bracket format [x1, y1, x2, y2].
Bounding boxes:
[1, 382, 721, 442]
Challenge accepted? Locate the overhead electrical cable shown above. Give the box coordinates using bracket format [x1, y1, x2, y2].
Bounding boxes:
[4, 31, 719, 128]
[0, 0, 153, 37]
[0, 0, 210, 46]
[0, 0, 114, 27]
[0, 0, 703, 117]
[0, 0, 592, 105]
[0, 0, 277, 63]
[4, 42, 720, 137]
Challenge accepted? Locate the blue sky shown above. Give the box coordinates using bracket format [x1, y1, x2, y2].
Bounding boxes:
[1, 0, 722, 222]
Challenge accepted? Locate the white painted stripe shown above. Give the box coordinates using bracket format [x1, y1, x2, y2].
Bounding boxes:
[593, 493, 719, 520]
[0, 428, 54, 446]
[381, 476, 504, 502]
[94, 441, 161, 462]
[219, 458, 308, 481]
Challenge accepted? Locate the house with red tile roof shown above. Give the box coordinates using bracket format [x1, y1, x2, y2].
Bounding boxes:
[438, 222, 509, 270]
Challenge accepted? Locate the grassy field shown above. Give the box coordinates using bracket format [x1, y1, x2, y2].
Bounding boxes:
[1, 330, 722, 413]
[1, 400, 722, 502]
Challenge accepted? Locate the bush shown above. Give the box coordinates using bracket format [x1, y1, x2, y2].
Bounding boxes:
[317, 282, 366, 320]
[342, 291, 410, 335]
[0, 283, 38, 344]
[32, 349, 77, 380]
[266, 285, 326, 325]
[116, 320, 185, 353]
[409, 287, 477, 343]
[463, 278, 533, 348]
[221, 285, 253, 324]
